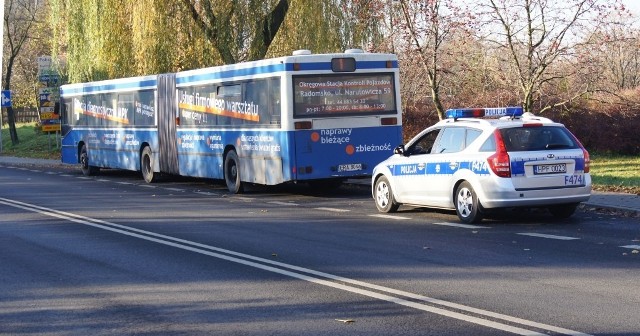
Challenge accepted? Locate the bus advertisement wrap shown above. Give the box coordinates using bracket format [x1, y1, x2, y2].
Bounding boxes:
[60, 51, 402, 193]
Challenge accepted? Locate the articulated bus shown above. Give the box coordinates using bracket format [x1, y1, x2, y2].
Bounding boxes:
[59, 49, 403, 193]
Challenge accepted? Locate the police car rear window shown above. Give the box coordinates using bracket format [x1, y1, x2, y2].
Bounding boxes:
[500, 126, 579, 152]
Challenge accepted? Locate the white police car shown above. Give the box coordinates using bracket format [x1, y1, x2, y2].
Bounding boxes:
[372, 107, 591, 223]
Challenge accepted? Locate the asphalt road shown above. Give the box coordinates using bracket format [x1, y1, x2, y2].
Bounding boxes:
[1, 164, 639, 336]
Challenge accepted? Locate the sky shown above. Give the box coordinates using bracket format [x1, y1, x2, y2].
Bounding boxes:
[621, 0, 640, 16]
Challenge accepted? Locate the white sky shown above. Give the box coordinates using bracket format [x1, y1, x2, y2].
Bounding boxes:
[621, 0, 640, 15]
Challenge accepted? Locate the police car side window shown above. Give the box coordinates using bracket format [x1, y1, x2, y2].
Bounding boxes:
[466, 129, 482, 146]
[407, 129, 440, 155]
[432, 127, 466, 154]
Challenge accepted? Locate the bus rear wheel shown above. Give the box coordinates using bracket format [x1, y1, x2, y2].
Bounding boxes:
[80, 144, 99, 176]
[224, 150, 244, 194]
[141, 146, 156, 183]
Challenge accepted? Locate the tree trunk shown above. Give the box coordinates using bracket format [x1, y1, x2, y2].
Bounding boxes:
[5, 106, 19, 145]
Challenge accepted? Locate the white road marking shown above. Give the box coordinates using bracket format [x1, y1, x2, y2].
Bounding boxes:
[620, 245, 640, 249]
[60, 174, 73, 177]
[138, 184, 156, 188]
[163, 188, 185, 192]
[117, 182, 134, 185]
[369, 214, 410, 220]
[97, 179, 111, 182]
[194, 191, 215, 196]
[517, 233, 580, 240]
[0, 197, 592, 336]
[269, 201, 299, 206]
[77, 177, 91, 180]
[433, 222, 490, 229]
[315, 207, 350, 213]
[46, 171, 57, 175]
[232, 197, 255, 202]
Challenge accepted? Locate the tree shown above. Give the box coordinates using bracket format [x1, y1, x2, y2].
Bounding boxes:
[3, 0, 43, 145]
[396, 0, 468, 120]
[478, 0, 623, 113]
[181, 0, 290, 64]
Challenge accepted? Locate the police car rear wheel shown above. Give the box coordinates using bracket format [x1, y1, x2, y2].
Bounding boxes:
[374, 176, 399, 213]
[455, 181, 483, 224]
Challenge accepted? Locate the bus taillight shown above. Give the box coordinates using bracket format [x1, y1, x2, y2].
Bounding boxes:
[295, 121, 313, 129]
[381, 117, 397, 125]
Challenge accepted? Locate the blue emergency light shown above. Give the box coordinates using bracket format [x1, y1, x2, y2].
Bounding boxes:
[445, 106, 523, 119]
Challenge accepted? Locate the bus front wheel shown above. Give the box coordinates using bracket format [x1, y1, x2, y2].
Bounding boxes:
[80, 144, 99, 176]
[224, 150, 244, 194]
[141, 146, 156, 183]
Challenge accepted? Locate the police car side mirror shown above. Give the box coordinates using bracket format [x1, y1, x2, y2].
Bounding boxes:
[394, 145, 405, 155]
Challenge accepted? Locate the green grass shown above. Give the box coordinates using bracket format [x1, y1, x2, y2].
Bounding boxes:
[590, 153, 640, 194]
[2, 123, 639, 194]
[1, 123, 61, 160]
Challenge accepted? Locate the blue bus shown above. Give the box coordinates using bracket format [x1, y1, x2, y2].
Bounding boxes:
[59, 49, 403, 193]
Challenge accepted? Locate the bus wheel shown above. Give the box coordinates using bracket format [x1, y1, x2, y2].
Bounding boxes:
[224, 150, 244, 194]
[141, 146, 156, 183]
[80, 144, 99, 176]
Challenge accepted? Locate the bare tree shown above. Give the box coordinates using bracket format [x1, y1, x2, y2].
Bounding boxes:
[3, 0, 42, 145]
[396, 0, 467, 120]
[478, 0, 622, 113]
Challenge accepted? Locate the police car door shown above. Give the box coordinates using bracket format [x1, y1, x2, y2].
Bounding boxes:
[424, 127, 468, 207]
[393, 128, 441, 204]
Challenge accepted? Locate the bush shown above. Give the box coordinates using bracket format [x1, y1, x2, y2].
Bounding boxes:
[401, 104, 639, 155]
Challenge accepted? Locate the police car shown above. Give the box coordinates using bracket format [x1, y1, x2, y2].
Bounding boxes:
[372, 107, 591, 223]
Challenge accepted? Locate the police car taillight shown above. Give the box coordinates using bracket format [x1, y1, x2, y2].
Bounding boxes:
[567, 130, 590, 173]
[487, 129, 511, 178]
[446, 106, 523, 119]
[582, 148, 590, 173]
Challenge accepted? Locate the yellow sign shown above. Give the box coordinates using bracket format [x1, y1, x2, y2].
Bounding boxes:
[40, 112, 59, 120]
[41, 124, 61, 132]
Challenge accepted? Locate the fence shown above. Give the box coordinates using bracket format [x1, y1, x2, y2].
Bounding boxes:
[1, 108, 40, 125]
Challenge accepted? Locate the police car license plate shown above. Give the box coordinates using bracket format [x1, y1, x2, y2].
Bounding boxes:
[338, 163, 363, 172]
[534, 163, 567, 175]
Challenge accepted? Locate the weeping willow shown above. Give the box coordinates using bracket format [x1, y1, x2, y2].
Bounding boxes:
[49, 0, 386, 83]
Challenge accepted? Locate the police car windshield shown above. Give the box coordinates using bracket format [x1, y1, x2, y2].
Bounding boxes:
[500, 126, 579, 152]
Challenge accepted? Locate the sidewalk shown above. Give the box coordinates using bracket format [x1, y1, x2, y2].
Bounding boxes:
[1, 155, 639, 215]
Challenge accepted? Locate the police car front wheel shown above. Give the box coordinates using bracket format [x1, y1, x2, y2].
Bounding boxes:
[374, 176, 400, 213]
[455, 181, 484, 224]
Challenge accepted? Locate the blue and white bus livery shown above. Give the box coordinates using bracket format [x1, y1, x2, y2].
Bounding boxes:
[59, 49, 403, 193]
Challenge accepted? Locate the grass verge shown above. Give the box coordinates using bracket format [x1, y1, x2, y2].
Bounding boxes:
[1, 123, 61, 160]
[2, 123, 639, 194]
[590, 153, 640, 194]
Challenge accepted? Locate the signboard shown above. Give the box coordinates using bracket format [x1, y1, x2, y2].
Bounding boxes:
[292, 73, 397, 118]
[41, 124, 61, 132]
[39, 88, 60, 132]
[1, 90, 11, 107]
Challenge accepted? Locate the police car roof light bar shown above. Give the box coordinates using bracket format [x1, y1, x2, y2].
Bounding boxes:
[445, 106, 523, 119]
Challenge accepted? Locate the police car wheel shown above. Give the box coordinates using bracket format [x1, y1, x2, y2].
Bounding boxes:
[548, 203, 578, 219]
[455, 181, 483, 224]
[374, 176, 399, 213]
